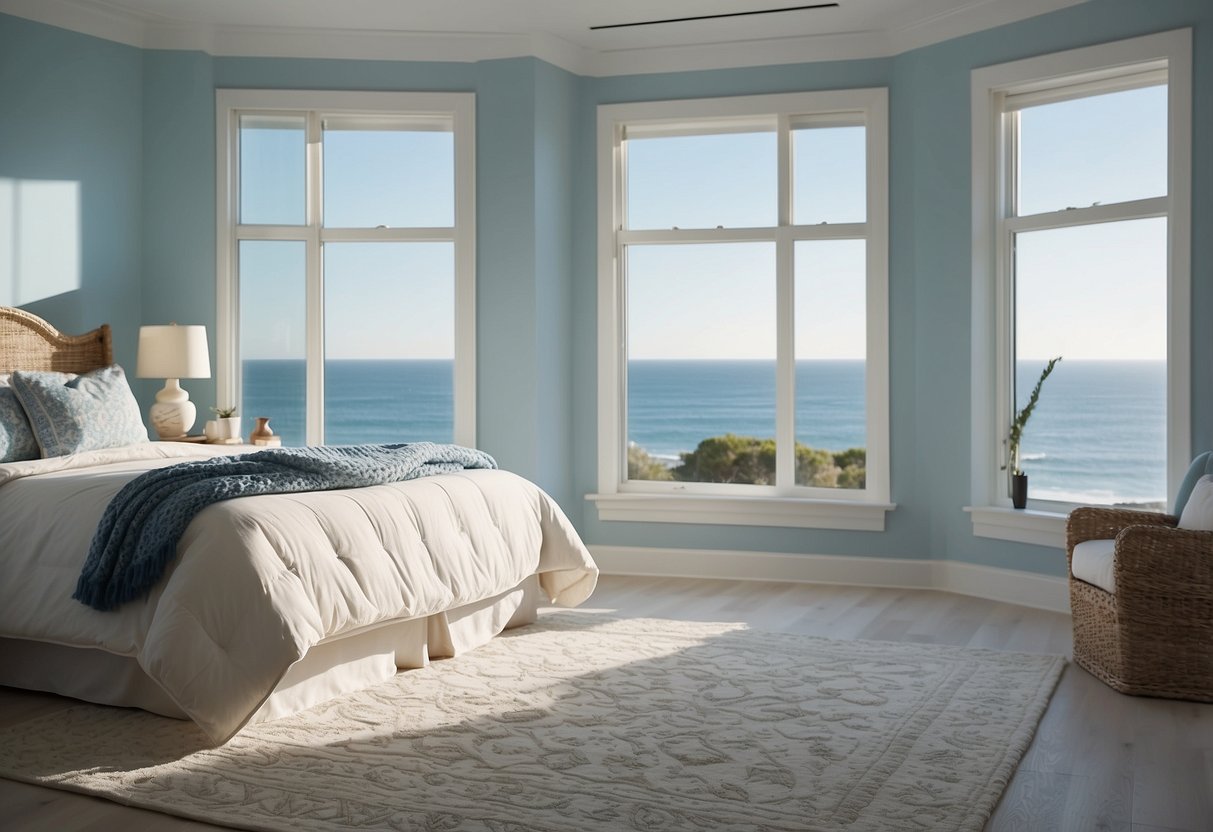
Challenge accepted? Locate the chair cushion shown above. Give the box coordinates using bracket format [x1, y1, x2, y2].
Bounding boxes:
[1072, 538, 1117, 594]
[1178, 475, 1213, 530]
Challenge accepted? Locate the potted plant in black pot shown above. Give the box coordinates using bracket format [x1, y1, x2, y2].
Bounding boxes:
[1007, 356, 1061, 509]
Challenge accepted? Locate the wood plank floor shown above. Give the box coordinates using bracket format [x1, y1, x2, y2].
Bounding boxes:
[2, 575, 1210, 831]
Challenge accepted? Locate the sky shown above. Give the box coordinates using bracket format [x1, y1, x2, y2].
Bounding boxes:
[1013, 85, 1166, 360]
[626, 127, 867, 360]
[239, 122, 455, 360]
[235, 83, 1167, 364]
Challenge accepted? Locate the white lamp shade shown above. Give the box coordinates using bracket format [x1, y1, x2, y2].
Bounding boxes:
[136, 325, 211, 379]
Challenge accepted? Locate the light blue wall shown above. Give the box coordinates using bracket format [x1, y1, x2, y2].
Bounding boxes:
[3, 0, 1208, 579]
[139, 50, 216, 409]
[472, 59, 543, 492]
[0, 14, 143, 369]
[532, 62, 581, 511]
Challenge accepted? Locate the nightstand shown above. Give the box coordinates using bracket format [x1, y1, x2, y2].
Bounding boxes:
[156, 435, 208, 443]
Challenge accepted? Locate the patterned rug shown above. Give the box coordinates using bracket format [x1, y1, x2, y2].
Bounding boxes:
[0, 614, 1064, 832]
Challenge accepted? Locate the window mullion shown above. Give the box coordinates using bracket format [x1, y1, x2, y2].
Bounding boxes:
[618, 227, 776, 245]
[305, 110, 325, 446]
[777, 114, 791, 226]
[786, 223, 867, 241]
[993, 108, 1017, 502]
[614, 131, 629, 484]
[218, 110, 240, 415]
[775, 114, 794, 490]
[1006, 196, 1167, 233]
[320, 227, 457, 243]
[235, 225, 310, 241]
[776, 228, 795, 490]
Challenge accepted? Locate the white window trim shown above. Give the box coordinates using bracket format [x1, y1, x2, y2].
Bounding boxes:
[969, 30, 1192, 547]
[215, 89, 477, 446]
[589, 89, 892, 530]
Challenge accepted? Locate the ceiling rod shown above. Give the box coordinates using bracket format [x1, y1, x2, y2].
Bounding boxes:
[590, 3, 840, 31]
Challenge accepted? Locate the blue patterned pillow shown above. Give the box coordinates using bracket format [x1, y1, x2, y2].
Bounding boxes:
[11, 365, 148, 457]
[0, 377, 40, 463]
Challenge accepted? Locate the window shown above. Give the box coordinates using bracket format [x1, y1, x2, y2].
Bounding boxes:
[970, 31, 1191, 541]
[591, 90, 891, 530]
[216, 91, 475, 447]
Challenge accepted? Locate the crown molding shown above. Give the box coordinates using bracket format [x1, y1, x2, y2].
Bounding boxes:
[888, 0, 1088, 54]
[0, 0, 145, 48]
[589, 30, 893, 76]
[1, 0, 1089, 77]
[144, 23, 554, 66]
[587, 0, 1089, 75]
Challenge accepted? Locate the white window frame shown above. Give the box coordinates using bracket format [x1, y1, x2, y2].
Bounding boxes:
[215, 89, 476, 446]
[968, 30, 1192, 547]
[588, 89, 892, 530]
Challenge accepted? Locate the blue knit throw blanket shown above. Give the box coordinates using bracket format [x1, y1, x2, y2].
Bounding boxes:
[74, 443, 497, 611]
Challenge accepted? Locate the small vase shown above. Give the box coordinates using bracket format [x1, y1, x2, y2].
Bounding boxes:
[1011, 473, 1028, 509]
[250, 417, 274, 443]
[219, 416, 240, 440]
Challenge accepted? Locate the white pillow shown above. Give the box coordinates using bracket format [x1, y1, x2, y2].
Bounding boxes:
[1178, 474, 1213, 530]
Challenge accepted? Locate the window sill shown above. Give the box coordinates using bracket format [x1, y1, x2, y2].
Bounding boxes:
[586, 493, 895, 531]
[965, 506, 1067, 548]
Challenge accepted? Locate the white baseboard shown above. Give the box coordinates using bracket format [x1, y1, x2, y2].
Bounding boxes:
[930, 560, 1069, 612]
[589, 545, 1070, 614]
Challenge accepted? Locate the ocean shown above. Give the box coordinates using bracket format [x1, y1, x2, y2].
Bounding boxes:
[241, 358, 1167, 507]
[243, 359, 454, 448]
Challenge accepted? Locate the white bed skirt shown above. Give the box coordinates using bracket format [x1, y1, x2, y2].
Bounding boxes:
[0, 574, 541, 727]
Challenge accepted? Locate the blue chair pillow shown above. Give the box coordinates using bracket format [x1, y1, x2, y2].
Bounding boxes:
[1173, 451, 1213, 518]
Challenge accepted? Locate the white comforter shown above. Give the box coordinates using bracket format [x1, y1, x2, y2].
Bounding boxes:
[0, 444, 597, 741]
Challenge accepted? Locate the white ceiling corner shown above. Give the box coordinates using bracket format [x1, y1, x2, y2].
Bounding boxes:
[0, 0, 1091, 76]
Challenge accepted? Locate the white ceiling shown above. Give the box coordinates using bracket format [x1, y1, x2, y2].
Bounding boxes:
[0, 0, 1088, 75]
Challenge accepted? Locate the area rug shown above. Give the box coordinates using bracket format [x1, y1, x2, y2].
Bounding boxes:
[0, 613, 1064, 832]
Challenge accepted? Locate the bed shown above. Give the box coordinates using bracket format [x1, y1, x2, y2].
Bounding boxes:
[0, 306, 598, 743]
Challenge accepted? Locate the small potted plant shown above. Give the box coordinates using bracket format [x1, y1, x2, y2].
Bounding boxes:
[206, 406, 241, 442]
[1006, 356, 1061, 508]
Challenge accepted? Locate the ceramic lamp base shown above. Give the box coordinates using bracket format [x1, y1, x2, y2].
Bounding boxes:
[150, 399, 196, 440]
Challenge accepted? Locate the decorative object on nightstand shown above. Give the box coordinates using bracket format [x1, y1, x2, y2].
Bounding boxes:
[204, 405, 241, 444]
[136, 324, 211, 440]
[250, 416, 280, 447]
[1004, 356, 1061, 509]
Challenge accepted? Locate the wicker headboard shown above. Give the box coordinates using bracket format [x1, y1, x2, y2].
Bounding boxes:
[0, 307, 113, 374]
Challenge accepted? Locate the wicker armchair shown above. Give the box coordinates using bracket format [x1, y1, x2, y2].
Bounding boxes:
[1066, 505, 1213, 701]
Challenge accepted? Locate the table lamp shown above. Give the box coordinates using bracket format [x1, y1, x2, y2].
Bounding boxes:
[136, 324, 211, 439]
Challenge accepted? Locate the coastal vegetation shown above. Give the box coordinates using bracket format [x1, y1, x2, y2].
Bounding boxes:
[628, 434, 865, 489]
